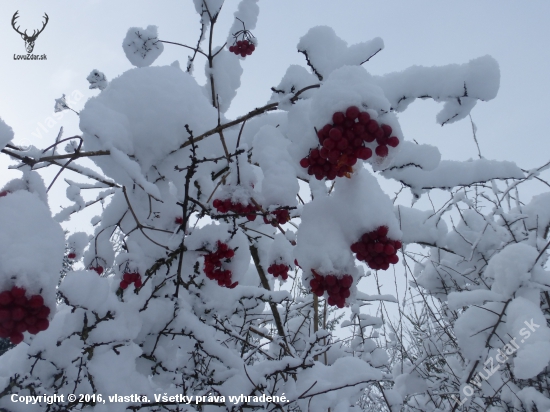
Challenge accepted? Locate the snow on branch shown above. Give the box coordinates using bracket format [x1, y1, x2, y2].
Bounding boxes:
[383, 158, 524, 196]
[123, 26, 164, 68]
[297, 26, 384, 81]
[0, 117, 13, 151]
[375, 55, 500, 125]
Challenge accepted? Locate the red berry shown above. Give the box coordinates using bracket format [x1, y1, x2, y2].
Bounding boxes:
[352, 123, 365, 135]
[2, 320, 14, 330]
[0, 291, 12, 306]
[329, 284, 340, 295]
[325, 275, 337, 286]
[10, 332, 24, 345]
[37, 306, 50, 319]
[11, 307, 25, 321]
[377, 226, 389, 237]
[328, 128, 342, 141]
[375, 145, 389, 157]
[36, 319, 49, 332]
[300, 158, 310, 168]
[175, 216, 184, 225]
[362, 132, 375, 143]
[13, 296, 27, 306]
[310, 279, 321, 290]
[0, 327, 9, 338]
[350, 243, 361, 254]
[358, 112, 370, 125]
[375, 132, 387, 146]
[332, 112, 345, 124]
[388, 254, 399, 264]
[10, 287, 25, 298]
[351, 138, 363, 148]
[366, 120, 379, 134]
[343, 119, 354, 129]
[313, 287, 324, 297]
[310, 148, 320, 159]
[394, 241, 402, 250]
[28, 295, 44, 308]
[336, 139, 348, 151]
[381, 124, 392, 137]
[92, 266, 104, 275]
[356, 147, 372, 160]
[384, 244, 395, 255]
[387, 136, 400, 147]
[323, 138, 336, 150]
[0, 191, 8, 197]
[0, 309, 10, 321]
[120, 280, 130, 290]
[134, 278, 142, 288]
[346, 155, 357, 166]
[14, 322, 27, 333]
[345, 106, 360, 120]
[68, 253, 76, 259]
[340, 275, 353, 288]
[327, 150, 340, 164]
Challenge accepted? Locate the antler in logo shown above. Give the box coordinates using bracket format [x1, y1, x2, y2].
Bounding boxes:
[11, 11, 49, 54]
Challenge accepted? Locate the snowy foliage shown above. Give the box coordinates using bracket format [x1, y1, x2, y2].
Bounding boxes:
[87, 69, 109, 91]
[0, 118, 13, 151]
[54, 94, 70, 113]
[122, 26, 164, 68]
[0, 2, 549, 412]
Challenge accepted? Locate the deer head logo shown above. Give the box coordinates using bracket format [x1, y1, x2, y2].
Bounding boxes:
[11, 11, 49, 54]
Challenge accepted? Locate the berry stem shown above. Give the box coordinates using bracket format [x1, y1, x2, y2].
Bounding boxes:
[249, 245, 290, 350]
[313, 294, 319, 361]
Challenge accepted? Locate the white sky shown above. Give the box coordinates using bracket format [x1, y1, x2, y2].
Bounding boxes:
[1, 0, 550, 228]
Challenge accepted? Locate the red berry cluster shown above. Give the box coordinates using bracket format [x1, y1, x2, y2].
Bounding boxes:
[229, 40, 255, 57]
[0, 286, 50, 344]
[309, 271, 353, 308]
[300, 106, 400, 180]
[263, 209, 290, 227]
[203, 241, 238, 289]
[267, 263, 289, 280]
[213, 198, 258, 221]
[90, 266, 104, 275]
[350, 226, 402, 271]
[120, 272, 142, 290]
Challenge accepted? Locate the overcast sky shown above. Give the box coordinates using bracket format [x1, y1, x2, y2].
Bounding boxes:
[1, 0, 550, 228]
